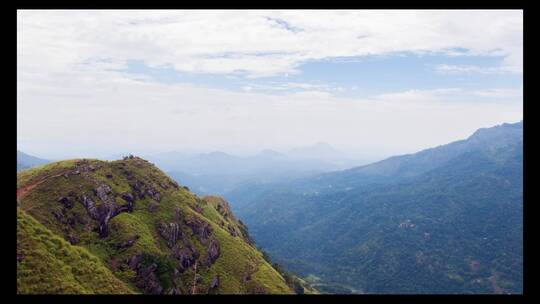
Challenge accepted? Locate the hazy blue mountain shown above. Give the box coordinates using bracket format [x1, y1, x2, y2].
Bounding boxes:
[145, 149, 342, 196]
[269, 121, 524, 195]
[17, 150, 49, 172]
[230, 121, 523, 294]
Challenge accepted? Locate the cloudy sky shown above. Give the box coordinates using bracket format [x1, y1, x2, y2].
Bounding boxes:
[17, 10, 523, 160]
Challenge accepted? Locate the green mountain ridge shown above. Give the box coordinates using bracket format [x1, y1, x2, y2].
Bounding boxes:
[228, 121, 523, 294]
[16, 156, 303, 294]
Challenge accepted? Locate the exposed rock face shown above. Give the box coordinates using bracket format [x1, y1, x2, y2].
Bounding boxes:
[227, 225, 238, 237]
[186, 217, 213, 242]
[51, 209, 64, 222]
[66, 233, 78, 245]
[252, 285, 268, 294]
[146, 187, 161, 202]
[79, 189, 134, 238]
[126, 254, 164, 294]
[173, 245, 199, 273]
[175, 208, 183, 221]
[121, 192, 135, 204]
[130, 181, 145, 199]
[207, 275, 220, 293]
[127, 254, 143, 270]
[242, 264, 256, 283]
[148, 201, 159, 212]
[205, 239, 220, 266]
[135, 263, 163, 294]
[57, 197, 73, 209]
[129, 180, 160, 202]
[158, 222, 182, 248]
[191, 204, 204, 214]
[116, 235, 140, 249]
[93, 184, 113, 202]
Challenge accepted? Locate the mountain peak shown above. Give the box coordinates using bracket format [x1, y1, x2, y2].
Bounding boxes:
[16, 158, 296, 294]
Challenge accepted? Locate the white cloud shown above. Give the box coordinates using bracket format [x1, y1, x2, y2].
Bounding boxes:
[372, 88, 464, 103]
[17, 65, 522, 159]
[18, 10, 523, 78]
[435, 64, 512, 75]
[16, 10, 523, 159]
[473, 88, 523, 98]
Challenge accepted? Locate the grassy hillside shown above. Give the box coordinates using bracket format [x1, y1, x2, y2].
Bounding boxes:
[16, 156, 295, 294]
[17, 208, 135, 294]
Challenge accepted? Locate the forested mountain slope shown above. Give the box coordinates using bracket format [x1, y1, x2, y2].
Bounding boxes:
[231, 121, 523, 294]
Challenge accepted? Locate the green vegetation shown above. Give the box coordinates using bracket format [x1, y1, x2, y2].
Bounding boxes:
[17, 208, 135, 294]
[17, 156, 294, 294]
[230, 122, 523, 294]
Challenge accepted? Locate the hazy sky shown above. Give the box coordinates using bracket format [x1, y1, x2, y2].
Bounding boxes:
[17, 10, 523, 160]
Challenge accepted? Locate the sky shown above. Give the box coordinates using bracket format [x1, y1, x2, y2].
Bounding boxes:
[17, 10, 523, 160]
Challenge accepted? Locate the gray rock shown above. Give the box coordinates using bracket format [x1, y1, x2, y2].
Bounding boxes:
[207, 275, 220, 293]
[57, 196, 73, 209]
[116, 235, 140, 249]
[205, 239, 220, 266]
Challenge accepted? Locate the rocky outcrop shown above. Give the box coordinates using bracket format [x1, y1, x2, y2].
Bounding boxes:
[66, 232, 78, 245]
[130, 181, 145, 199]
[135, 263, 163, 294]
[148, 201, 159, 212]
[158, 222, 182, 248]
[186, 217, 213, 242]
[129, 180, 160, 203]
[126, 254, 164, 294]
[242, 264, 256, 283]
[191, 204, 204, 214]
[121, 192, 135, 204]
[173, 244, 200, 273]
[79, 189, 134, 238]
[227, 225, 238, 237]
[127, 254, 143, 270]
[204, 239, 220, 266]
[146, 187, 161, 202]
[57, 196, 74, 209]
[175, 208, 183, 221]
[252, 285, 268, 294]
[93, 184, 113, 203]
[207, 275, 220, 293]
[116, 235, 140, 249]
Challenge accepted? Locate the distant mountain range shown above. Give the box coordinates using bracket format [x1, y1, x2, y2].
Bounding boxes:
[144, 143, 369, 196]
[227, 121, 523, 294]
[17, 150, 49, 172]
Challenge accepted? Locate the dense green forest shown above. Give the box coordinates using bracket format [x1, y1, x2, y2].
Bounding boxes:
[227, 122, 523, 294]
